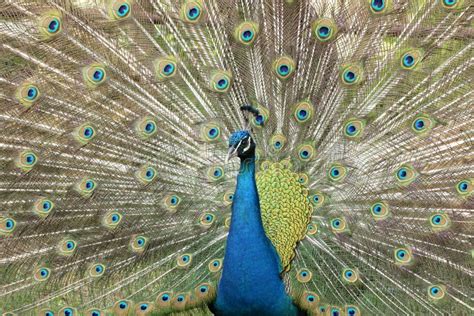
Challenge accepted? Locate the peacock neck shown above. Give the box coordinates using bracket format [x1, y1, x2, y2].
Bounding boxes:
[214, 156, 297, 315]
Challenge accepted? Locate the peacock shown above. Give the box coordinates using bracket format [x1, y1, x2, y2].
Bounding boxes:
[0, 0, 473, 315]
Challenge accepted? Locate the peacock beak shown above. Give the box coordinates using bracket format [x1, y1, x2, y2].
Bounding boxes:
[225, 146, 238, 164]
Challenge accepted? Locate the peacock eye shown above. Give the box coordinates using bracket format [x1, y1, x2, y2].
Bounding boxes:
[117, 4, 130, 17]
[47, 18, 61, 33]
[27, 86, 38, 100]
[370, 0, 386, 12]
[140, 303, 148, 311]
[91, 311, 101, 316]
[343, 117, 366, 139]
[273, 56, 295, 80]
[162, 294, 169, 301]
[83, 64, 107, 87]
[119, 301, 128, 309]
[177, 253, 193, 267]
[312, 18, 337, 42]
[187, 7, 200, 20]
[45, 312, 54, 316]
[63, 308, 74, 316]
[210, 70, 232, 92]
[443, 0, 457, 7]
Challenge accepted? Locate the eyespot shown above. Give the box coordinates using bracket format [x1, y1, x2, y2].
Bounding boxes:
[16, 82, 40, 107]
[311, 18, 337, 42]
[89, 263, 106, 277]
[328, 163, 347, 182]
[194, 283, 215, 302]
[293, 101, 313, 124]
[456, 179, 472, 197]
[153, 56, 177, 81]
[40, 310, 55, 316]
[340, 64, 363, 85]
[395, 164, 418, 186]
[330, 217, 347, 233]
[109, 1, 132, 20]
[429, 213, 451, 232]
[296, 144, 315, 162]
[113, 300, 131, 313]
[330, 307, 342, 316]
[342, 268, 359, 283]
[209, 70, 233, 93]
[73, 123, 96, 145]
[370, 201, 389, 220]
[251, 105, 269, 128]
[270, 134, 286, 152]
[59, 307, 77, 316]
[59, 239, 77, 256]
[296, 268, 312, 283]
[199, 212, 216, 228]
[39, 11, 62, 39]
[411, 114, 435, 135]
[394, 247, 414, 266]
[156, 291, 173, 308]
[346, 305, 361, 316]
[441, 0, 462, 9]
[83, 64, 107, 88]
[163, 194, 181, 212]
[131, 235, 148, 253]
[181, 1, 204, 23]
[135, 302, 152, 314]
[427, 285, 446, 300]
[207, 166, 225, 182]
[401, 49, 422, 70]
[86, 309, 103, 316]
[343, 118, 365, 138]
[34, 267, 51, 282]
[200, 123, 221, 142]
[135, 116, 158, 140]
[297, 173, 309, 186]
[172, 293, 189, 310]
[370, 0, 392, 14]
[300, 291, 320, 310]
[306, 222, 318, 235]
[177, 254, 193, 268]
[136, 165, 158, 184]
[16, 150, 38, 172]
[309, 192, 325, 208]
[0, 216, 16, 236]
[102, 211, 123, 229]
[234, 21, 259, 45]
[223, 191, 234, 205]
[208, 258, 223, 272]
[273, 56, 295, 80]
[75, 178, 97, 197]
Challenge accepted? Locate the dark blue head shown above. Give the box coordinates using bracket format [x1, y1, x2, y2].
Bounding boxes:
[226, 130, 255, 162]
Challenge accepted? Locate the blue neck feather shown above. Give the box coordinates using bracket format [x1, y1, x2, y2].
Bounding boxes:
[213, 158, 298, 316]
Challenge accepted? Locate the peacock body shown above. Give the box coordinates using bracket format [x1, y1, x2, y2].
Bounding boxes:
[0, 0, 473, 315]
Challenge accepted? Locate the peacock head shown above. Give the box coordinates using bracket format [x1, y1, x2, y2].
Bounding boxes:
[226, 130, 255, 162]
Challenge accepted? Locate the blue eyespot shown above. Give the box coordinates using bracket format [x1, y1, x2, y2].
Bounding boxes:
[345, 270, 353, 278]
[63, 308, 73, 316]
[145, 168, 155, 179]
[313, 195, 319, 203]
[213, 169, 222, 177]
[345, 124, 357, 136]
[443, 0, 457, 7]
[332, 310, 340, 316]
[414, 118, 425, 130]
[397, 168, 407, 180]
[117, 4, 130, 17]
[242, 30, 254, 42]
[177, 295, 185, 302]
[332, 219, 341, 228]
[199, 286, 208, 293]
[347, 308, 357, 316]
[161, 294, 169, 301]
[95, 265, 103, 273]
[182, 255, 189, 262]
[343, 70, 356, 83]
[403, 54, 415, 68]
[27, 87, 38, 100]
[278, 65, 290, 76]
[331, 167, 340, 177]
[431, 286, 440, 295]
[85, 180, 95, 190]
[297, 109, 308, 120]
[42, 200, 52, 211]
[256, 115, 264, 125]
[300, 150, 309, 159]
[25, 154, 36, 165]
[5, 219, 14, 230]
[318, 26, 330, 38]
[213, 260, 219, 267]
[396, 249, 407, 260]
[83, 127, 94, 139]
[458, 181, 468, 192]
[137, 237, 145, 246]
[217, 79, 228, 89]
[187, 7, 200, 20]
[48, 18, 60, 33]
[144, 121, 156, 134]
[111, 214, 119, 222]
[163, 63, 175, 75]
[307, 295, 315, 302]
[208, 127, 218, 139]
[373, 203, 382, 214]
[119, 301, 128, 309]
[66, 241, 75, 250]
[40, 268, 49, 278]
[91, 311, 100, 316]
[274, 141, 282, 149]
[301, 271, 308, 277]
[92, 69, 104, 82]
[140, 304, 148, 311]
[45, 312, 54, 316]
[371, 0, 385, 11]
